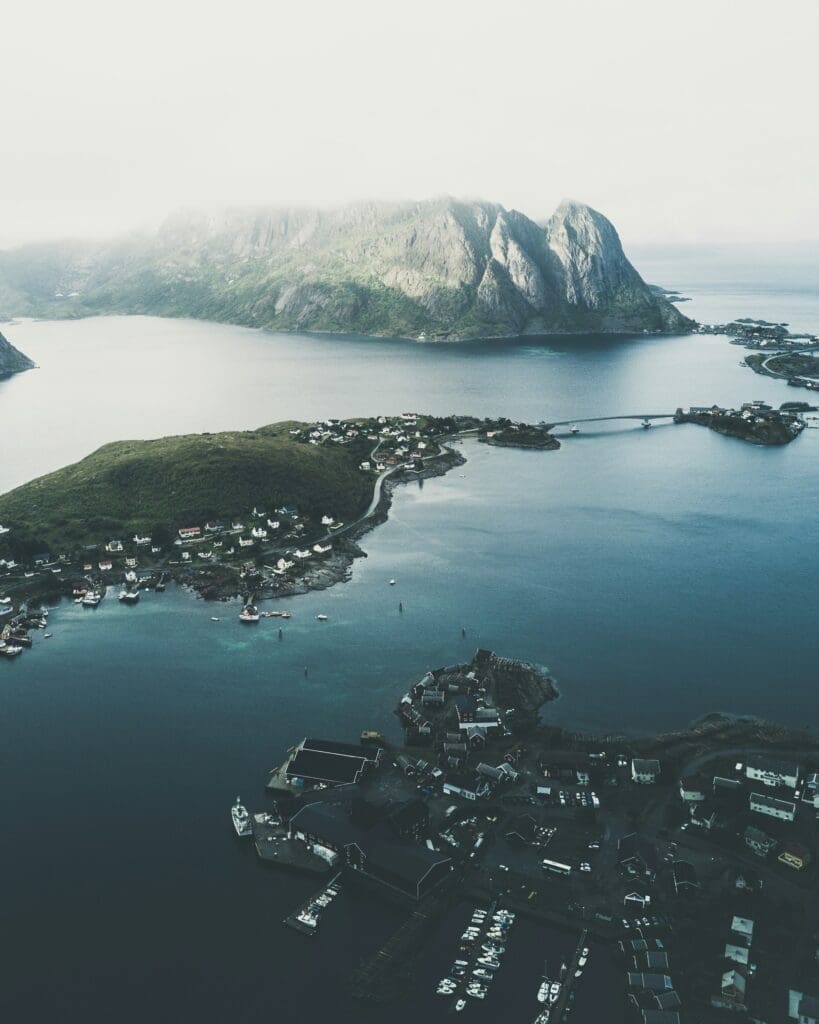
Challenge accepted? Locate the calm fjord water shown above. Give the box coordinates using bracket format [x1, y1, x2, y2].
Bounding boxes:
[1, 258, 818, 1021]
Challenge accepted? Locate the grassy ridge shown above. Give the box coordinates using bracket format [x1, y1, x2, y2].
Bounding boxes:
[0, 422, 371, 558]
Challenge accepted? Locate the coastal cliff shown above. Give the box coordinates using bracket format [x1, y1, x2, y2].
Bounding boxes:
[0, 329, 34, 377]
[0, 199, 693, 340]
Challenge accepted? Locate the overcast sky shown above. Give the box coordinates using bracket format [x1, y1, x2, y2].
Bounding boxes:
[1, 0, 817, 248]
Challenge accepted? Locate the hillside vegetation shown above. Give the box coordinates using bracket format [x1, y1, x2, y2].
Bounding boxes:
[0, 198, 693, 340]
[0, 423, 371, 558]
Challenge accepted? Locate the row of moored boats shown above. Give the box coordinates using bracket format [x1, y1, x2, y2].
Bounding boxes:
[435, 906, 517, 1010]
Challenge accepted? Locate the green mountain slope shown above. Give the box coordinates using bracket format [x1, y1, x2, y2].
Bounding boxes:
[0, 199, 694, 340]
[0, 423, 371, 557]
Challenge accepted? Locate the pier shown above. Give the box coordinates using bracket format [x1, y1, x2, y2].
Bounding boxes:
[252, 814, 331, 876]
[543, 928, 588, 1024]
[284, 871, 342, 936]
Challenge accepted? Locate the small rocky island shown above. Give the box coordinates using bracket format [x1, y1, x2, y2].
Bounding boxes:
[674, 402, 804, 445]
[0, 329, 34, 378]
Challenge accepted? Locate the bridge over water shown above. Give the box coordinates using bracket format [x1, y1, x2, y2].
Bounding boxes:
[541, 413, 676, 430]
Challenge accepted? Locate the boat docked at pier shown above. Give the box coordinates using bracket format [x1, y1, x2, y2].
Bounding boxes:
[119, 590, 139, 604]
[231, 797, 253, 837]
[81, 591, 102, 607]
[239, 604, 260, 623]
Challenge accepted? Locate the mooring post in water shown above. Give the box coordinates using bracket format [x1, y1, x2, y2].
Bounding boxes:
[278, 628, 283, 640]
[461, 626, 466, 637]
[304, 666, 308, 677]
[399, 601, 403, 613]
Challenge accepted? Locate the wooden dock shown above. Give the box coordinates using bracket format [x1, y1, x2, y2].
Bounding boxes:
[252, 814, 331, 876]
[544, 928, 588, 1024]
[283, 872, 342, 936]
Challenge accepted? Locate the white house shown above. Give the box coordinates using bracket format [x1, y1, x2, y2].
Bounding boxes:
[251, 527, 268, 540]
[133, 534, 152, 546]
[321, 515, 335, 526]
[106, 540, 124, 553]
[632, 759, 660, 784]
[238, 537, 254, 549]
[750, 792, 796, 822]
[745, 756, 800, 790]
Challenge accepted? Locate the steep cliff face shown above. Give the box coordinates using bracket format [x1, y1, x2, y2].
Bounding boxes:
[0, 199, 694, 340]
[0, 330, 35, 376]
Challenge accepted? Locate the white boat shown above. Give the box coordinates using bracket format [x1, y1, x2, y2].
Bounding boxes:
[0, 644, 23, 657]
[316, 614, 328, 621]
[280, 611, 291, 619]
[44, 633, 53, 639]
[239, 604, 260, 623]
[82, 591, 102, 607]
[641, 418, 652, 429]
[211, 617, 220, 622]
[549, 982, 561, 1003]
[538, 981, 550, 1004]
[119, 590, 139, 603]
[297, 910, 318, 928]
[389, 579, 396, 585]
[231, 797, 253, 837]
[455, 999, 466, 1012]
[569, 424, 580, 434]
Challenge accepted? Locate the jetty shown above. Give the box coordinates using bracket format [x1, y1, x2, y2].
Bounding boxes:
[284, 872, 342, 936]
[547, 929, 588, 1023]
[252, 814, 331, 876]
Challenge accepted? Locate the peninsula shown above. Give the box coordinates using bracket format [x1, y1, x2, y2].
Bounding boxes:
[233, 647, 819, 1021]
[0, 329, 34, 377]
[0, 199, 693, 340]
[0, 403, 809, 642]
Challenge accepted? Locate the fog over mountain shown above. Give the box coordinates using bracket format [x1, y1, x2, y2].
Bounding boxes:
[0, 198, 691, 340]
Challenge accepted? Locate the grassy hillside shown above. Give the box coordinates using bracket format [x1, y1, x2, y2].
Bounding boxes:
[0, 422, 371, 558]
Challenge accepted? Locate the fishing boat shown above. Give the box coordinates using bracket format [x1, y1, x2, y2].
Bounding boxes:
[231, 797, 253, 837]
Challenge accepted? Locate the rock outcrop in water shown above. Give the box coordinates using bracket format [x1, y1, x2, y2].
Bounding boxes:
[0, 199, 693, 340]
[0, 330, 34, 377]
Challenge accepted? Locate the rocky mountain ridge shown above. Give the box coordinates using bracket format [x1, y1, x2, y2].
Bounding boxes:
[0, 198, 694, 340]
[0, 329, 35, 377]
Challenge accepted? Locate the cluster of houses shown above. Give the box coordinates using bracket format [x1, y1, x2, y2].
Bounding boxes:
[677, 755, 815, 870]
[712, 914, 757, 1014]
[292, 413, 434, 473]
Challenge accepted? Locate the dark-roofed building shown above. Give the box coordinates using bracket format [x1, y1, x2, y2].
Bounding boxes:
[505, 814, 538, 846]
[628, 973, 673, 992]
[672, 860, 700, 896]
[794, 993, 819, 1024]
[746, 755, 800, 789]
[641, 1011, 680, 1024]
[632, 758, 660, 784]
[288, 801, 450, 900]
[618, 833, 658, 878]
[634, 951, 670, 971]
[654, 991, 682, 1011]
[750, 790, 796, 822]
[744, 825, 778, 858]
[387, 799, 429, 842]
[285, 737, 381, 788]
